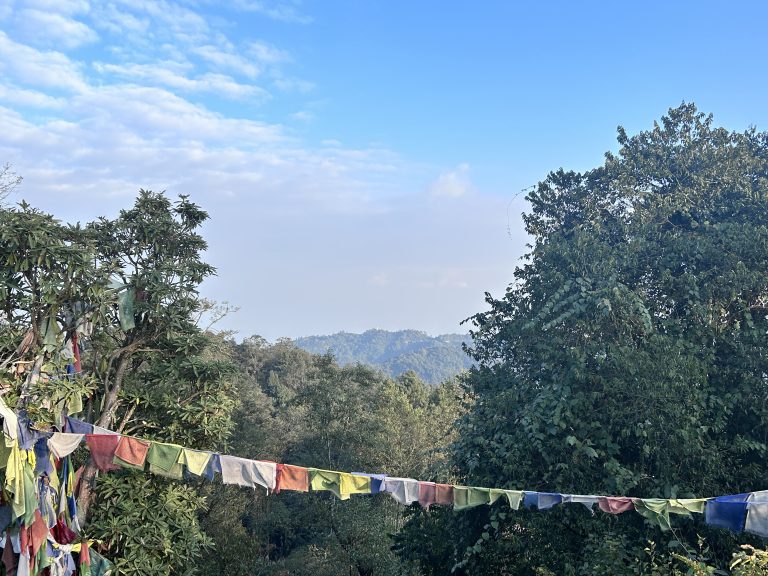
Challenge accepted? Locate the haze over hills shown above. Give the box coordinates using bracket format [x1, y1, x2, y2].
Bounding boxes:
[293, 329, 473, 384]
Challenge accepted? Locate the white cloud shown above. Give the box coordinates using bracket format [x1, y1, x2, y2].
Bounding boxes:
[0, 0, 413, 221]
[67, 84, 283, 144]
[91, 4, 149, 35]
[428, 163, 474, 198]
[16, 9, 98, 48]
[109, 0, 210, 45]
[0, 32, 87, 92]
[231, 0, 312, 24]
[290, 110, 313, 122]
[247, 41, 291, 65]
[0, 84, 66, 109]
[21, 0, 90, 15]
[95, 62, 268, 100]
[193, 45, 261, 79]
[271, 74, 314, 93]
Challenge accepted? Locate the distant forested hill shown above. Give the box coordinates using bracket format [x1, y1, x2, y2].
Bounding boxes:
[293, 329, 473, 384]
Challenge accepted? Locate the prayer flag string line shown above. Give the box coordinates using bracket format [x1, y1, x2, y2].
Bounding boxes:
[2, 397, 768, 575]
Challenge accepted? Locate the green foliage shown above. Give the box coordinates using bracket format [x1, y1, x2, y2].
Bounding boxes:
[729, 545, 768, 575]
[199, 338, 465, 576]
[0, 201, 111, 380]
[0, 191, 238, 574]
[118, 329, 237, 447]
[88, 474, 213, 576]
[394, 104, 768, 574]
[294, 329, 473, 384]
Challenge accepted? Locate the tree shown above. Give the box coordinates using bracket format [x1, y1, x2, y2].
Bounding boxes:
[0, 191, 237, 574]
[199, 339, 465, 576]
[0, 200, 110, 413]
[400, 104, 768, 574]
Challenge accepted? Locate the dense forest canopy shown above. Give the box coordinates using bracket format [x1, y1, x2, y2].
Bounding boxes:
[3, 103, 768, 575]
[397, 103, 768, 575]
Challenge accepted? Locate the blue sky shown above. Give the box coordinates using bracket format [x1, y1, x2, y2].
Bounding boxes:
[1, 0, 767, 340]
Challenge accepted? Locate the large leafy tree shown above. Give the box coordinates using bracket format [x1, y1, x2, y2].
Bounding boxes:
[401, 104, 768, 575]
[0, 191, 237, 574]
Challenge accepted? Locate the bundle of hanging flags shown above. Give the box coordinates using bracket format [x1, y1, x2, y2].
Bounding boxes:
[0, 401, 110, 575]
[2, 396, 768, 576]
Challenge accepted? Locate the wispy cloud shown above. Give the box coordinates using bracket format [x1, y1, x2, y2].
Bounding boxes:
[91, 4, 149, 35]
[193, 45, 262, 79]
[0, 32, 87, 92]
[247, 41, 291, 65]
[14, 8, 98, 49]
[290, 110, 314, 122]
[271, 74, 315, 93]
[231, 0, 312, 24]
[21, 0, 90, 15]
[95, 62, 268, 100]
[428, 163, 474, 198]
[0, 85, 67, 110]
[0, 0, 396, 218]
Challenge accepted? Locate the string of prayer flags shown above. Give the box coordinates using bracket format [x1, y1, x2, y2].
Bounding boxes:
[63, 416, 91, 435]
[352, 472, 387, 494]
[417, 482, 453, 509]
[746, 502, 768, 538]
[705, 494, 749, 533]
[180, 448, 212, 477]
[598, 497, 635, 514]
[633, 498, 707, 531]
[562, 495, 599, 511]
[5, 399, 768, 576]
[453, 487, 523, 511]
[85, 435, 120, 473]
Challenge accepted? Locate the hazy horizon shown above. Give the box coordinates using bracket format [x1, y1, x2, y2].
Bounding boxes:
[2, 1, 767, 340]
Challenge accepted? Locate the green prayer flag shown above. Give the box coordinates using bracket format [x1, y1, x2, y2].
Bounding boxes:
[634, 498, 708, 531]
[146, 442, 184, 479]
[454, 486, 491, 510]
[117, 288, 136, 332]
[489, 488, 523, 510]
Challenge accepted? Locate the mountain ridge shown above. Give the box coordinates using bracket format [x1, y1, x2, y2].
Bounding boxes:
[292, 329, 473, 384]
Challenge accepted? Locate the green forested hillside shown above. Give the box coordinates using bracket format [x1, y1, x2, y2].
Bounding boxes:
[293, 329, 473, 384]
[199, 336, 465, 576]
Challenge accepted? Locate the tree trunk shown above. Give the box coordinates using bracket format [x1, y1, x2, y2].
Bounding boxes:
[76, 352, 132, 521]
[96, 351, 133, 429]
